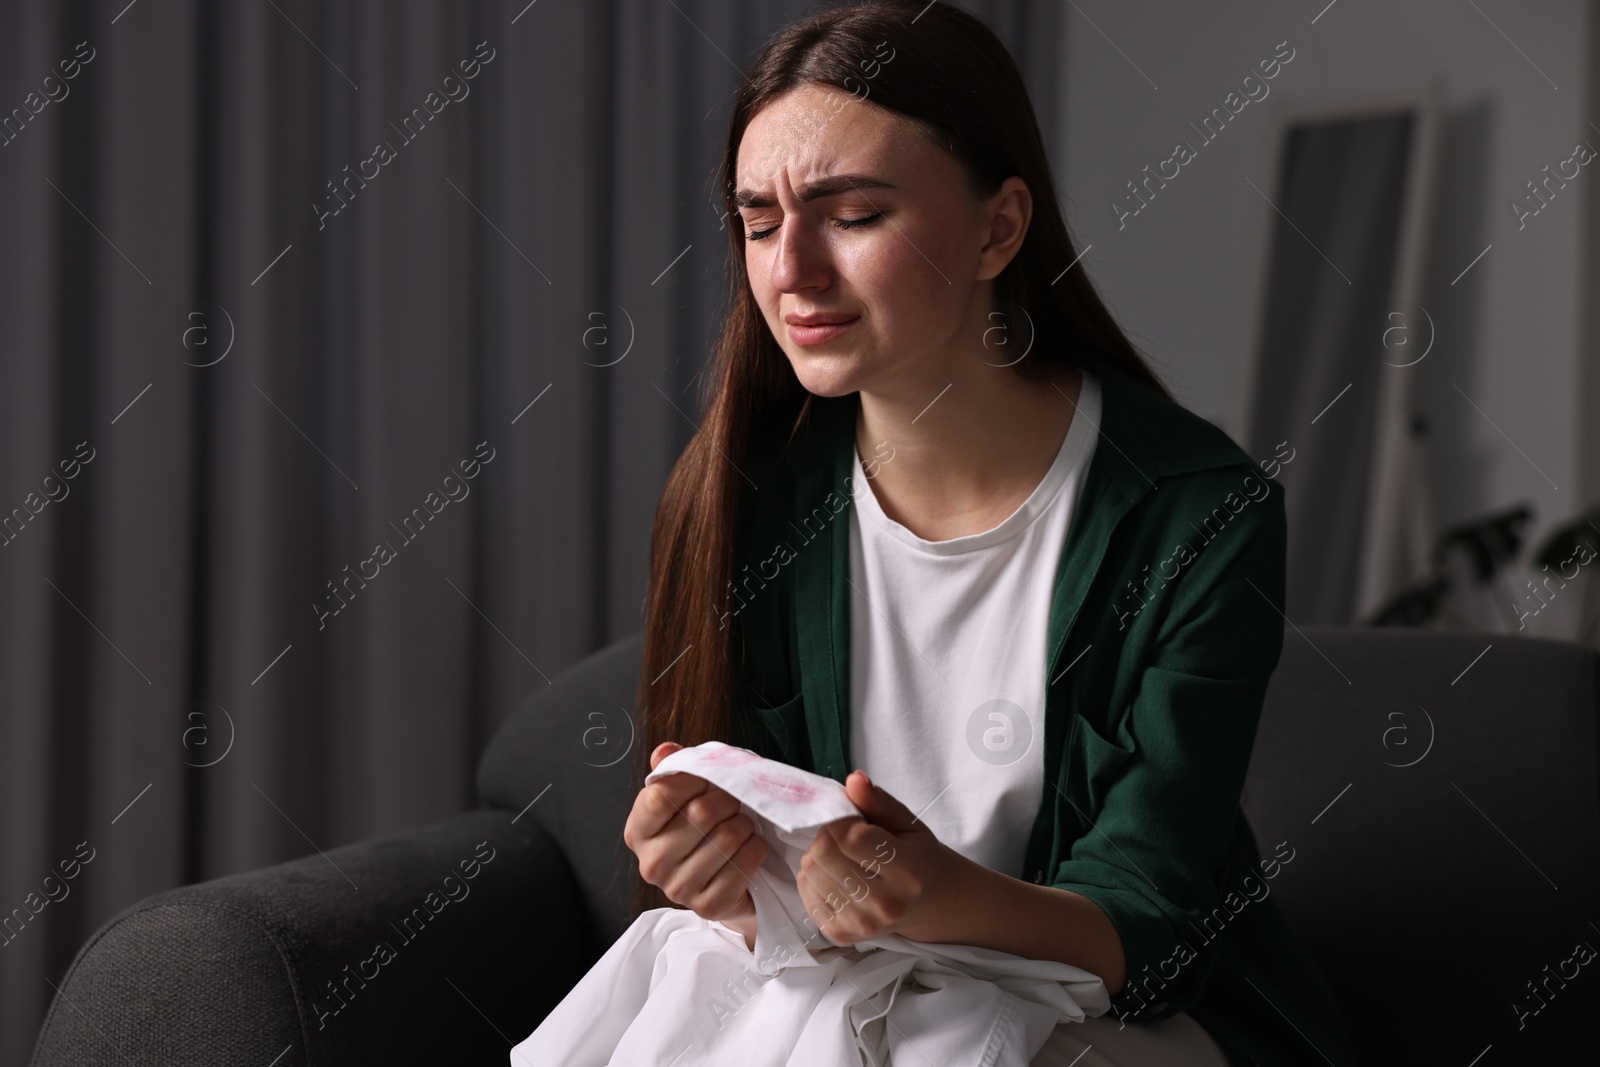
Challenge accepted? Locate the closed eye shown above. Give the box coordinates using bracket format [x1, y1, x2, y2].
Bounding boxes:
[744, 212, 885, 242]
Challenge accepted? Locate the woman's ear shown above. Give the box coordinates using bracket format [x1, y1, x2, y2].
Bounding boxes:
[976, 175, 1032, 282]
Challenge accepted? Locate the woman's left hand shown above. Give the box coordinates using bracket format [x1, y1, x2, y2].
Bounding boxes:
[795, 769, 971, 947]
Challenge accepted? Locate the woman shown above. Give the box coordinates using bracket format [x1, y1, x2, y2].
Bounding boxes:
[624, 3, 1356, 1064]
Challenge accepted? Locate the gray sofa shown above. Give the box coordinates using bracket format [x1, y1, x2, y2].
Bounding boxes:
[31, 627, 1600, 1064]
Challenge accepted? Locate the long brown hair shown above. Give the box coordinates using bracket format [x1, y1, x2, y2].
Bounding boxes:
[630, 0, 1173, 917]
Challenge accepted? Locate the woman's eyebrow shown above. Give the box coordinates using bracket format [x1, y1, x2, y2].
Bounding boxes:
[734, 173, 896, 209]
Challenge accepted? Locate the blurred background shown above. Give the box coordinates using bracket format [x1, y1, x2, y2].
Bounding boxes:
[1, 0, 1597, 1062]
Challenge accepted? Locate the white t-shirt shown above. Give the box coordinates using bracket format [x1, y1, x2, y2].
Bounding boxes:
[847, 371, 1102, 878]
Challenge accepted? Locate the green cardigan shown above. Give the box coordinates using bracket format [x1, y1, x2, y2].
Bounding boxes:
[724, 360, 1357, 1067]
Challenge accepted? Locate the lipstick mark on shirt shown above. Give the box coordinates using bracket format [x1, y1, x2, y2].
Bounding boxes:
[753, 769, 821, 804]
[700, 746, 764, 767]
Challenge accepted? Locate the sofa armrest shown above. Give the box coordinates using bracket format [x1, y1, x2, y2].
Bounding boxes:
[32, 808, 590, 1067]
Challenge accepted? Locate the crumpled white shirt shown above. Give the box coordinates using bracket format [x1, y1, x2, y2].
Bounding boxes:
[510, 741, 1110, 1067]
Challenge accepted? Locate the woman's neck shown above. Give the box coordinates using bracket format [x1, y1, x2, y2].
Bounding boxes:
[853, 363, 1083, 542]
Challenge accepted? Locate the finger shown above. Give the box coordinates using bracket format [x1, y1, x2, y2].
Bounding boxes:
[667, 782, 745, 838]
[630, 770, 735, 854]
[629, 771, 709, 842]
[808, 827, 873, 904]
[655, 767, 752, 821]
[649, 741, 682, 770]
[695, 834, 769, 918]
[819, 817, 896, 879]
[846, 771, 922, 834]
[633, 782, 743, 880]
[652, 767, 725, 817]
[797, 864, 855, 946]
[669, 813, 762, 904]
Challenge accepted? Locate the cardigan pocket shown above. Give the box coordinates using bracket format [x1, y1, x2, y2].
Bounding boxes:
[744, 692, 806, 766]
[1062, 711, 1134, 829]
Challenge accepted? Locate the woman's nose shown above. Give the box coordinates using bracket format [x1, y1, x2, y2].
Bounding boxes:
[768, 221, 833, 292]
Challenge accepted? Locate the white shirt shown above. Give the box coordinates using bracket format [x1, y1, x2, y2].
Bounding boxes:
[510, 741, 1110, 1067]
[847, 371, 1102, 878]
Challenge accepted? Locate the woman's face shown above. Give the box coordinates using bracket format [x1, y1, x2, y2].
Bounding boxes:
[735, 84, 1028, 399]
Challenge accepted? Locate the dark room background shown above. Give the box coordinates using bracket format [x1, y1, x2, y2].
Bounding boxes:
[0, 1, 1062, 1059]
[7, 0, 1600, 1063]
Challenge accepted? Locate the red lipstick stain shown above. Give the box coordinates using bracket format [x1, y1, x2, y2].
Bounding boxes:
[753, 769, 820, 804]
[700, 746, 763, 767]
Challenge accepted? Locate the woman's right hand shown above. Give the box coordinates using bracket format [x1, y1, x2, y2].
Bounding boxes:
[624, 742, 770, 943]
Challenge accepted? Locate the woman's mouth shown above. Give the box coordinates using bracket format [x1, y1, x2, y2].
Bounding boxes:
[786, 316, 859, 346]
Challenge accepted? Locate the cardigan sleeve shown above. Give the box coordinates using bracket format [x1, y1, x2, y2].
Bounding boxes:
[1048, 468, 1288, 1023]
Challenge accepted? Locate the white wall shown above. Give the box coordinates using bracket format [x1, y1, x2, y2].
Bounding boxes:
[1056, 0, 1592, 635]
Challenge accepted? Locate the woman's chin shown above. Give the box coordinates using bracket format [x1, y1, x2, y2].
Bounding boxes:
[787, 353, 864, 398]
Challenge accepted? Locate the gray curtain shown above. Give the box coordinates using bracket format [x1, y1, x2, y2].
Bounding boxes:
[0, 1, 1059, 1061]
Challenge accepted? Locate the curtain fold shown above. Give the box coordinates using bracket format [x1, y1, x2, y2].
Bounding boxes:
[0, 2, 1057, 1061]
